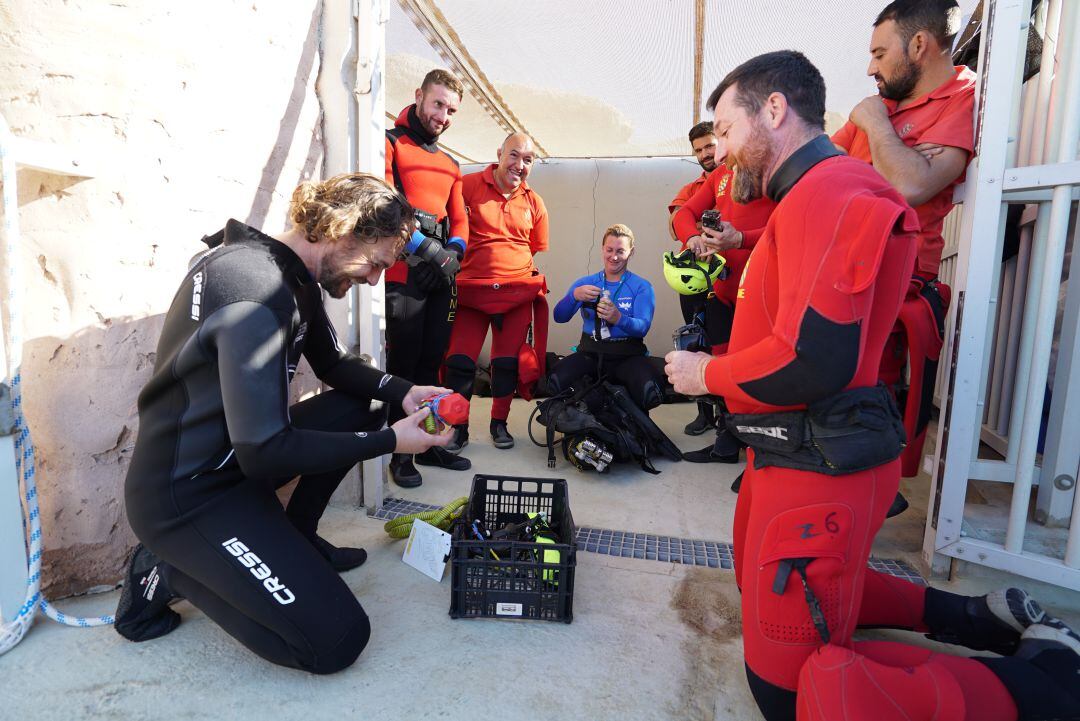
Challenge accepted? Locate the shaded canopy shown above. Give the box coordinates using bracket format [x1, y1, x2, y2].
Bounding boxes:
[386, 0, 979, 163]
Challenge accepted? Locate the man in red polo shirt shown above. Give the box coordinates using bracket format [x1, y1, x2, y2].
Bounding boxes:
[383, 69, 472, 488]
[832, 0, 975, 490]
[671, 161, 776, 467]
[668, 122, 721, 436]
[442, 132, 549, 452]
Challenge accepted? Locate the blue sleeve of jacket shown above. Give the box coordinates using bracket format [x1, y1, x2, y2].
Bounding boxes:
[553, 276, 587, 324]
[614, 276, 655, 338]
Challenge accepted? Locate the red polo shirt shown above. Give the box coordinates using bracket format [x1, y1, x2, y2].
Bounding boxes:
[831, 66, 976, 277]
[668, 171, 709, 216]
[459, 164, 549, 281]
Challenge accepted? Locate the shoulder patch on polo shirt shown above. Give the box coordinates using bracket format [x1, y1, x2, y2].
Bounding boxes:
[717, 174, 730, 197]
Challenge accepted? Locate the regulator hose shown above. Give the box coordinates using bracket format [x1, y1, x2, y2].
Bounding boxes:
[383, 497, 468, 539]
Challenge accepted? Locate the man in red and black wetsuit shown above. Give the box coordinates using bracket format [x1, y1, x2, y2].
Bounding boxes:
[666, 50, 1080, 721]
[833, 0, 975, 495]
[442, 132, 549, 452]
[671, 142, 776, 467]
[384, 69, 471, 487]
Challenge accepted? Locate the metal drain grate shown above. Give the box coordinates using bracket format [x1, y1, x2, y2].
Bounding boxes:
[372, 498, 925, 584]
[576, 527, 734, 569]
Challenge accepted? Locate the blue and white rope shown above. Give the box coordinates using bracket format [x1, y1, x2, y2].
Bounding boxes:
[0, 120, 113, 656]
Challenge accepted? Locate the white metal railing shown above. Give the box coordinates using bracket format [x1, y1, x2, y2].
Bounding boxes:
[925, 0, 1080, 590]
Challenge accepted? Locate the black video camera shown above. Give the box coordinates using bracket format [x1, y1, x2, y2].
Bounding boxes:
[700, 209, 722, 232]
[673, 317, 710, 353]
[405, 210, 460, 278]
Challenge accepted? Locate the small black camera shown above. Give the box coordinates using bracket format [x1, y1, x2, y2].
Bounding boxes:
[700, 209, 722, 232]
[673, 317, 709, 353]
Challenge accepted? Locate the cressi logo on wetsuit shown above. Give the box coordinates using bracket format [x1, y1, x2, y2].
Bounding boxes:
[222, 537, 296, 605]
[190, 271, 205, 321]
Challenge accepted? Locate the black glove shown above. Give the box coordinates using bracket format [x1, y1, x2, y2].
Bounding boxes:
[412, 260, 445, 293]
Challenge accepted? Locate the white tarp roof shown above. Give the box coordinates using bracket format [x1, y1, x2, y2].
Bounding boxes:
[386, 0, 979, 163]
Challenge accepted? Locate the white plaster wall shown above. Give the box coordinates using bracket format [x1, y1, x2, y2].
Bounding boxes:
[462, 156, 704, 359]
[1, 0, 328, 594]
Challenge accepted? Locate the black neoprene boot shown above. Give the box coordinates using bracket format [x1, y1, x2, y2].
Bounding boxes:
[114, 544, 180, 642]
[415, 446, 471, 471]
[886, 491, 909, 518]
[446, 425, 469, 454]
[978, 616, 1080, 720]
[390, 453, 422, 488]
[684, 428, 741, 463]
[924, 586, 1045, 655]
[684, 401, 714, 436]
[311, 535, 367, 573]
[490, 419, 514, 449]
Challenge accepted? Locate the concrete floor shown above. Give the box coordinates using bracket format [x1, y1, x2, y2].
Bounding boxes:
[3, 398, 1079, 721]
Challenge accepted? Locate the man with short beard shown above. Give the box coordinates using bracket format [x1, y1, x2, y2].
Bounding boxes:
[384, 69, 472, 487]
[671, 127, 776, 468]
[668, 122, 721, 436]
[665, 50, 1079, 721]
[833, 0, 975, 493]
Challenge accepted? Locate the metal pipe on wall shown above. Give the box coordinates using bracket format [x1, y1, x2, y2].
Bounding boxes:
[1005, 0, 1066, 463]
[1005, 0, 1080, 554]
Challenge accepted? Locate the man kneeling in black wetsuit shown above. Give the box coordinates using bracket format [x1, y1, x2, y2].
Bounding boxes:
[114, 173, 453, 674]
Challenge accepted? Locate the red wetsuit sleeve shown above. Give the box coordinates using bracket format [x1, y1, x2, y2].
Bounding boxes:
[741, 227, 764, 249]
[704, 183, 910, 408]
[673, 173, 718, 247]
[831, 122, 857, 152]
[384, 136, 395, 185]
[531, 195, 549, 254]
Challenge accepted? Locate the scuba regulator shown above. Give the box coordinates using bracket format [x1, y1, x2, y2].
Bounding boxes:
[419, 392, 470, 433]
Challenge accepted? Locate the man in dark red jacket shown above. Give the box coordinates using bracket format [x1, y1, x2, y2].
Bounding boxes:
[384, 69, 471, 487]
[666, 50, 1079, 721]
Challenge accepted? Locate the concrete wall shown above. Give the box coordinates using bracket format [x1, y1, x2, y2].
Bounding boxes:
[1, 0, 328, 595]
[462, 156, 703, 359]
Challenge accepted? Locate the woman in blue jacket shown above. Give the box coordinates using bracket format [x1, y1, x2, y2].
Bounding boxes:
[549, 224, 665, 410]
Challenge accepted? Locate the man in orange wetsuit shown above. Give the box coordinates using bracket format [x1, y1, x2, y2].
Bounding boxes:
[832, 0, 975, 496]
[671, 155, 776, 468]
[442, 132, 549, 452]
[384, 69, 471, 488]
[665, 49, 1080, 721]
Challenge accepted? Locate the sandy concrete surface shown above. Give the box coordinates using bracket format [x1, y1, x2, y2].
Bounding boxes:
[4, 400, 1078, 721]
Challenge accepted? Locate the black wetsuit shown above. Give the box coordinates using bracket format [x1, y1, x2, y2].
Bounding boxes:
[124, 219, 411, 673]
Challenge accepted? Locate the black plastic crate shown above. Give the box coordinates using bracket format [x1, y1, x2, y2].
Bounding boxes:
[449, 475, 577, 623]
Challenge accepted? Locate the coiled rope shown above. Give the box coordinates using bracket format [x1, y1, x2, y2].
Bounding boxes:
[0, 119, 113, 657]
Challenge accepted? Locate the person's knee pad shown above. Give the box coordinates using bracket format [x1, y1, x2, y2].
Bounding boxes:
[443, 354, 477, 397]
[490, 356, 519, 398]
[797, 644, 965, 721]
[307, 609, 371, 675]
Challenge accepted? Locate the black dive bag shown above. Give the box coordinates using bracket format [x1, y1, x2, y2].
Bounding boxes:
[531, 379, 682, 474]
